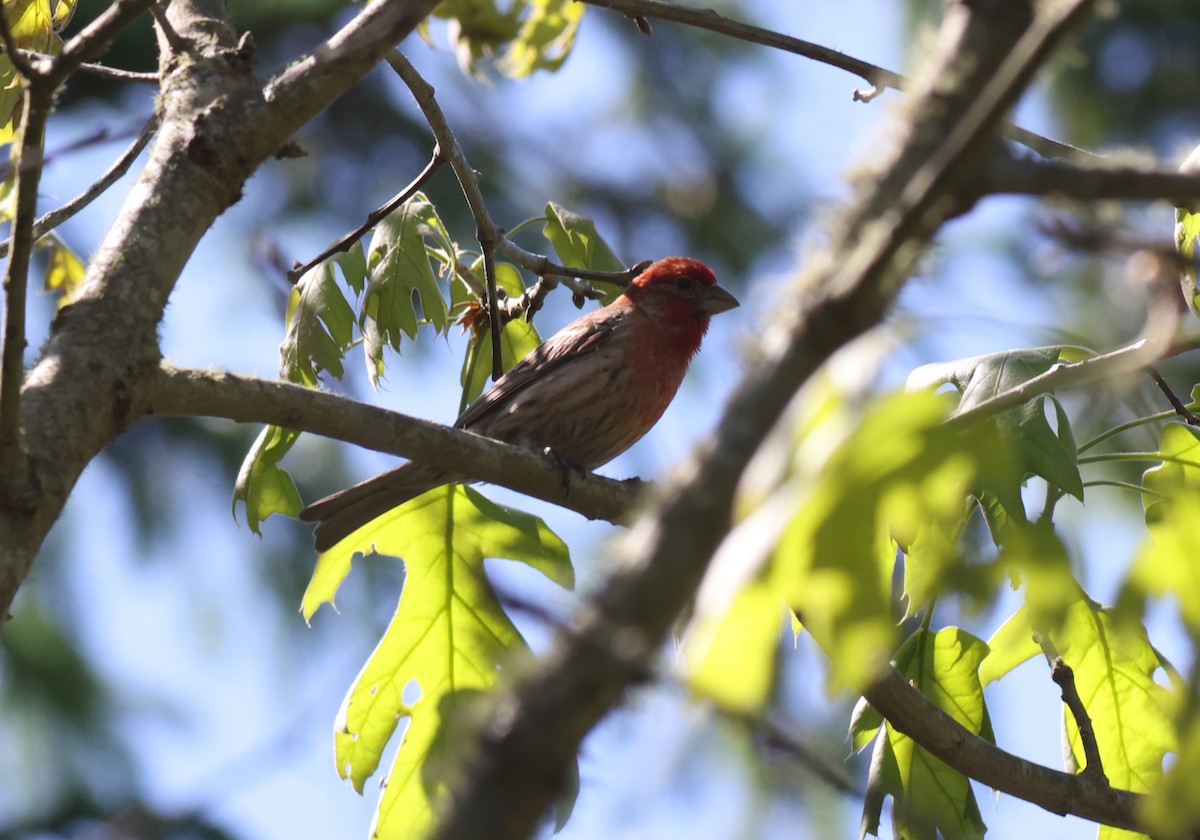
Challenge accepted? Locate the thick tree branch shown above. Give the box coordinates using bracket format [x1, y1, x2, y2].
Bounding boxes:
[0, 0, 445, 617]
[861, 665, 1139, 829]
[431, 2, 1097, 837]
[149, 364, 643, 525]
[986, 151, 1200, 204]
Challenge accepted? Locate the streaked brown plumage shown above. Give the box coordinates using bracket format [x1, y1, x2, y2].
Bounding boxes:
[300, 257, 738, 551]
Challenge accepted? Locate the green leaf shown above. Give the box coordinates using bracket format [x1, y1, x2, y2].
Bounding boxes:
[1055, 598, 1173, 796]
[280, 261, 358, 386]
[1176, 143, 1200, 321]
[543, 201, 625, 303]
[499, 0, 584, 77]
[38, 232, 85, 307]
[456, 262, 542, 412]
[688, 578, 785, 713]
[770, 389, 1004, 689]
[1142, 422, 1200, 524]
[1141, 711, 1200, 840]
[979, 608, 1039, 687]
[363, 195, 452, 386]
[1127, 487, 1200, 640]
[909, 346, 1086, 502]
[858, 627, 991, 840]
[0, 0, 68, 146]
[433, 0, 520, 76]
[232, 425, 302, 534]
[299, 485, 573, 837]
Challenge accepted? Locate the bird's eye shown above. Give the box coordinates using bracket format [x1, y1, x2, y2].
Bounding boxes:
[675, 276, 696, 293]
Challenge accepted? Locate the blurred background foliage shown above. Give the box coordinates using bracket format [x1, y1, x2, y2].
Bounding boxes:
[4, 0, 1200, 837]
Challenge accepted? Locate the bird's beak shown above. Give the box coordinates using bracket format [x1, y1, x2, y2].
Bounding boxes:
[699, 284, 739, 314]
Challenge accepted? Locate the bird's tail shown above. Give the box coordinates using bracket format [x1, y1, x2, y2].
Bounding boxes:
[299, 462, 451, 552]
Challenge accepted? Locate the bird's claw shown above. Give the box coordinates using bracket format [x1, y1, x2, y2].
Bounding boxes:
[541, 447, 587, 495]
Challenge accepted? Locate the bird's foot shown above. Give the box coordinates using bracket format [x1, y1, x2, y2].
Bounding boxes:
[540, 447, 588, 495]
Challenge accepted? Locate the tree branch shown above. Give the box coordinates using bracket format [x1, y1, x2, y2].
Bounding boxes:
[0, 114, 158, 261]
[941, 339, 1168, 432]
[861, 665, 1138, 829]
[985, 150, 1200, 204]
[0, 0, 445, 617]
[287, 148, 446, 284]
[149, 364, 643, 525]
[430, 1, 1097, 837]
[386, 50, 649, 312]
[579, 0, 1094, 161]
[0, 72, 51, 490]
[47, 0, 156, 87]
[1035, 633, 1109, 784]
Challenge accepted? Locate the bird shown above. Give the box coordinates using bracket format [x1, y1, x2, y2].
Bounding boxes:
[299, 256, 739, 551]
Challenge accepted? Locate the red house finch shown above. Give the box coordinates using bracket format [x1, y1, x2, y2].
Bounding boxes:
[300, 257, 738, 551]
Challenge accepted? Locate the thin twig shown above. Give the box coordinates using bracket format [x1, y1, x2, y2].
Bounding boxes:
[386, 51, 647, 321]
[1034, 633, 1110, 784]
[0, 88, 49, 479]
[47, 0, 155, 88]
[579, 0, 1094, 161]
[482, 247, 503, 379]
[1147, 367, 1200, 425]
[287, 149, 446, 284]
[0, 114, 158, 260]
[941, 340, 1164, 432]
[16, 49, 158, 82]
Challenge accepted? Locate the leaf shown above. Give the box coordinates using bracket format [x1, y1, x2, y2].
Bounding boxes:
[1176, 142, 1200, 321]
[232, 425, 302, 534]
[543, 201, 625, 303]
[858, 627, 991, 840]
[771, 390, 1004, 689]
[979, 607, 1039, 687]
[38, 232, 85, 307]
[1127, 488, 1200, 641]
[0, 0, 68, 146]
[909, 346, 1086, 503]
[1054, 599, 1173, 799]
[688, 578, 785, 713]
[499, 0, 584, 77]
[300, 485, 573, 838]
[455, 262, 542, 412]
[433, 0, 520, 76]
[363, 195, 452, 387]
[1142, 422, 1200, 524]
[280, 261, 357, 386]
[1140, 711, 1200, 840]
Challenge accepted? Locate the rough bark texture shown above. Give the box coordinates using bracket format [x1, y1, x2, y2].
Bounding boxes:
[0, 0, 442, 617]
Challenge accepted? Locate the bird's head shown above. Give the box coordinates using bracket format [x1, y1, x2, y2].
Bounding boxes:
[623, 257, 739, 340]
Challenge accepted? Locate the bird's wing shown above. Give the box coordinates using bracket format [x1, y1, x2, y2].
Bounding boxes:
[454, 313, 620, 431]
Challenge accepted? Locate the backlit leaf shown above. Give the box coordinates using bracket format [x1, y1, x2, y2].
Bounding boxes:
[857, 627, 991, 840]
[39, 232, 85, 307]
[499, 0, 584, 77]
[363, 194, 452, 387]
[232, 425, 302, 534]
[300, 485, 573, 838]
[280, 261, 357, 386]
[543, 201, 624, 303]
